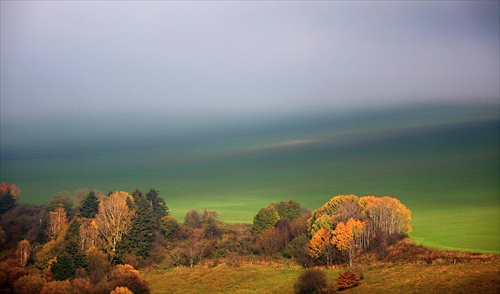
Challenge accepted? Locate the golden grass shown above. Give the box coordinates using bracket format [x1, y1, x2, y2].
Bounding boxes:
[142, 260, 499, 294]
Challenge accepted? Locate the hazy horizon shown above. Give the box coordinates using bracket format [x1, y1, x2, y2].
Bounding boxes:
[2, 2, 499, 139]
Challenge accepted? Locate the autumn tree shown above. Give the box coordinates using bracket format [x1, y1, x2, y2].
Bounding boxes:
[275, 200, 301, 222]
[0, 182, 20, 214]
[331, 218, 365, 267]
[308, 227, 338, 267]
[16, 239, 31, 267]
[184, 209, 202, 228]
[202, 209, 221, 238]
[111, 264, 150, 294]
[160, 215, 179, 238]
[307, 195, 361, 238]
[307, 195, 411, 266]
[13, 274, 45, 294]
[78, 219, 100, 252]
[1, 205, 42, 249]
[41, 280, 73, 294]
[254, 229, 280, 256]
[86, 246, 110, 284]
[95, 191, 135, 254]
[46, 204, 68, 241]
[79, 191, 100, 218]
[252, 205, 280, 235]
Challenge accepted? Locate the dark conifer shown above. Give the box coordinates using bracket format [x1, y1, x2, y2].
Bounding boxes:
[51, 253, 75, 280]
[79, 191, 99, 218]
[146, 188, 169, 219]
[118, 189, 157, 259]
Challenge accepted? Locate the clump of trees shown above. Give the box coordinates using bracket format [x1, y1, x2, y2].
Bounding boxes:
[0, 183, 167, 293]
[0, 182, 414, 293]
[307, 195, 411, 266]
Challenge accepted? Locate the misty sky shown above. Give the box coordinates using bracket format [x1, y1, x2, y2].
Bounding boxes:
[1, 1, 499, 131]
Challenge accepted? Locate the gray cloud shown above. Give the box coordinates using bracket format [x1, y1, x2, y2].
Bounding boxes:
[1, 1, 498, 126]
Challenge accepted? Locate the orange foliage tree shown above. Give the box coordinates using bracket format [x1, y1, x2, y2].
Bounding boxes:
[331, 218, 365, 267]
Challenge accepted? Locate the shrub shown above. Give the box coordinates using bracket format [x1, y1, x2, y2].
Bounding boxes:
[294, 268, 328, 294]
[336, 270, 360, 291]
[111, 264, 150, 294]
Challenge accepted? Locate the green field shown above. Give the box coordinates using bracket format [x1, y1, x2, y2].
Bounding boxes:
[1, 104, 499, 253]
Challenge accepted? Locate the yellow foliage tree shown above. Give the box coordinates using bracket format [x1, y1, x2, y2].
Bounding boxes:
[95, 191, 135, 253]
[16, 239, 31, 267]
[46, 203, 68, 241]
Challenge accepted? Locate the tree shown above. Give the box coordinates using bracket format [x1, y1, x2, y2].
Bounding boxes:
[13, 274, 45, 294]
[79, 191, 100, 218]
[41, 280, 73, 294]
[254, 229, 280, 256]
[63, 219, 87, 269]
[160, 215, 179, 238]
[145, 188, 168, 219]
[275, 200, 301, 222]
[118, 189, 156, 259]
[331, 218, 365, 267]
[307, 195, 411, 266]
[308, 228, 337, 267]
[51, 253, 75, 280]
[184, 209, 202, 228]
[78, 219, 100, 252]
[252, 206, 280, 235]
[202, 209, 220, 238]
[46, 204, 68, 241]
[307, 195, 361, 238]
[95, 191, 135, 253]
[16, 239, 31, 267]
[86, 246, 110, 284]
[0, 182, 20, 214]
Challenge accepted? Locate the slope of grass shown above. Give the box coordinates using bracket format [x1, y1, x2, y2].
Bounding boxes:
[141, 261, 500, 294]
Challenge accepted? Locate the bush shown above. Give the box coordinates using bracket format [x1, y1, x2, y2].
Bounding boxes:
[294, 268, 328, 294]
[336, 270, 360, 291]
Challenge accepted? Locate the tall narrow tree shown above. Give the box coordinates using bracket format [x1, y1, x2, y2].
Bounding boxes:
[95, 191, 135, 254]
[80, 191, 100, 218]
[145, 188, 168, 219]
[118, 189, 156, 258]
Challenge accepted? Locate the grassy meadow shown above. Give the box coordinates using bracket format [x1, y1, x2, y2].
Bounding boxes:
[1, 104, 499, 253]
[142, 261, 500, 293]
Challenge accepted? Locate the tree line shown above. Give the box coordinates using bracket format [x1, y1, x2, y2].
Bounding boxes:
[0, 182, 411, 293]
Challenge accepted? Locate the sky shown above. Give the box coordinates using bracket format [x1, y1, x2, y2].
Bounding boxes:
[1, 1, 499, 144]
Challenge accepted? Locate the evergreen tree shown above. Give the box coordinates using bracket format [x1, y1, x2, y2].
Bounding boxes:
[63, 219, 87, 269]
[145, 188, 169, 219]
[79, 191, 100, 218]
[52, 253, 75, 280]
[118, 189, 157, 259]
